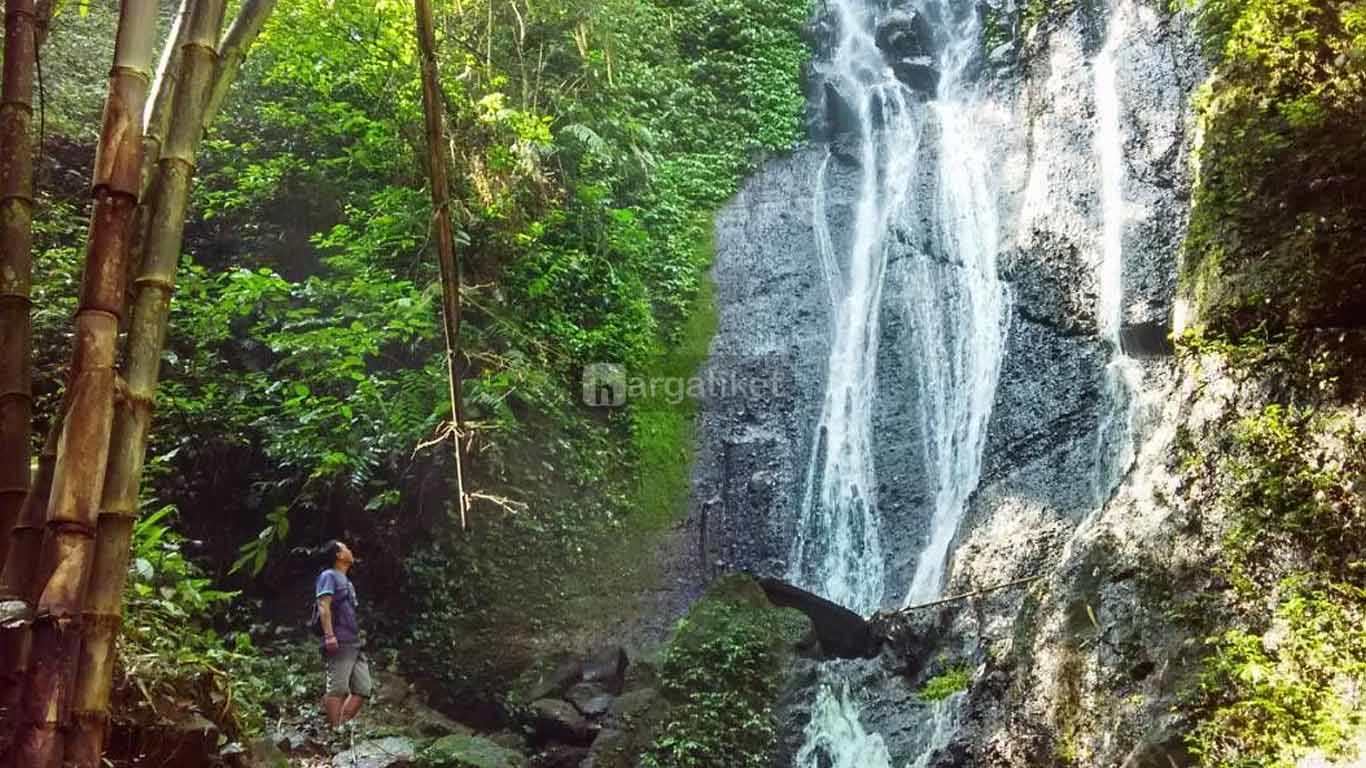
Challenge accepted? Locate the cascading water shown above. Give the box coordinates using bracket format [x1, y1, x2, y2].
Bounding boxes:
[786, 0, 924, 616]
[788, 0, 1006, 763]
[1091, 2, 1142, 505]
[900, 24, 1009, 608]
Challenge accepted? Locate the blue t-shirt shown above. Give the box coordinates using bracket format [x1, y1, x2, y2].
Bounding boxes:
[315, 568, 360, 647]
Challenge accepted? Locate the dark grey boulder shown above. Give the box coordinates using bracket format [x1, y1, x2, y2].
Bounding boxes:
[565, 682, 614, 718]
[528, 699, 595, 745]
[757, 577, 876, 658]
[892, 56, 940, 94]
[580, 646, 628, 695]
[875, 9, 935, 59]
[511, 657, 582, 704]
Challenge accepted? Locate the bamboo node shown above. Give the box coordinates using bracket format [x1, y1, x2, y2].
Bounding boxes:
[0, 598, 32, 627]
[131, 275, 176, 293]
[0, 98, 35, 115]
[47, 520, 97, 539]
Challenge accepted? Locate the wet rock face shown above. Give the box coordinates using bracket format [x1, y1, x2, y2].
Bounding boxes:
[875, 10, 943, 93]
[689, 147, 836, 582]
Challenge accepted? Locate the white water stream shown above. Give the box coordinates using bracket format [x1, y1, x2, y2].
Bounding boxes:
[1091, 3, 1142, 505]
[786, 0, 920, 615]
[789, 0, 1005, 763]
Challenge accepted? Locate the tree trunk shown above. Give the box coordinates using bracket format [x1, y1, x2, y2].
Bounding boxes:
[68, 0, 279, 761]
[0, 0, 56, 575]
[413, 0, 469, 527]
[6, 1, 158, 765]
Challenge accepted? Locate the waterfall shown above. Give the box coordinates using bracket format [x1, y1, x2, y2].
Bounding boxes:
[907, 694, 964, 768]
[901, 23, 1008, 607]
[1091, 3, 1141, 505]
[789, 0, 1005, 763]
[786, 0, 923, 616]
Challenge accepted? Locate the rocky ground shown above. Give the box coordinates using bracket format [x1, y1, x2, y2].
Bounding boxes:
[210, 643, 674, 768]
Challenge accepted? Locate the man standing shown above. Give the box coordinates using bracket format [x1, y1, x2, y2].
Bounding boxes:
[316, 540, 372, 727]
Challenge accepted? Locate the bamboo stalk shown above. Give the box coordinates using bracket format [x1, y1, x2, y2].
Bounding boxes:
[414, 0, 470, 528]
[67, 0, 255, 761]
[202, 0, 277, 128]
[0, 0, 48, 575]
[7, 1, 158, 765]
[0, 394, 62, 750]
[122, 0, 191, 308]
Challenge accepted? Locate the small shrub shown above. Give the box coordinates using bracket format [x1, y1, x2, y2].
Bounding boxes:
[1189, 581, 1366, 768]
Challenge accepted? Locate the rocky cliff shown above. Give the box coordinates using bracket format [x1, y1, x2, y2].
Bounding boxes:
[686, 0, 1231, 764]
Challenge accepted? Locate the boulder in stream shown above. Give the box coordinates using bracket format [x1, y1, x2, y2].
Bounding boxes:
[419, 733, 527, 768]
[528, 699, 595, 744]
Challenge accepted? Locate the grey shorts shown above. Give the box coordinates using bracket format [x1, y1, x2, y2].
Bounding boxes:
[324, 646, 373, 698]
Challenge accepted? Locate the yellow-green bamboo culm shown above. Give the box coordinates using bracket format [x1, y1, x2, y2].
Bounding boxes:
[68, 0, 279, 762]
[6, 1, 158, 765]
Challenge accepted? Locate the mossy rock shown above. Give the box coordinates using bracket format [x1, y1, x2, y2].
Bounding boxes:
[665, 573, 814, 669]
[417, 734, 527, 768]
[641, 574, 813, 767]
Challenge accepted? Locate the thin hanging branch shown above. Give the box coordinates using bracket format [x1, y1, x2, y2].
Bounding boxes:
[892, 574, 1044, 614]
[414, 0, 470, 528]
[7, 0, 159, 765]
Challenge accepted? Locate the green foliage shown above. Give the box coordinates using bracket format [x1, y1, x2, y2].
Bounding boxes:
[1219, 405, 1366, 591]
[119, 507, 311, 740]
[1180, 404, 1366, 766]
[918, 662, 972, 701]
[642, 576, 809, 768]
[1189, 582, 1366, 768]
[30, 0, 812, 726]
[1180, 0, 1366, 337]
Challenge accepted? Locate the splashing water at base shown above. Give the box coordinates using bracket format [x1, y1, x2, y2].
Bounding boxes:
[795, 678, 895, 768]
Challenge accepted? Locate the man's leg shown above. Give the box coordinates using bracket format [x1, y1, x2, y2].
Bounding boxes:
[340, 652, 373, 723]
[323, 648, 357, 727]
[323, 695, 345, 726]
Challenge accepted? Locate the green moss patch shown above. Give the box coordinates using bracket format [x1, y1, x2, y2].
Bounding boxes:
[642, 574, 812, 768]
[1180, 0, 1366, 338]
[918, 663, 971, 702]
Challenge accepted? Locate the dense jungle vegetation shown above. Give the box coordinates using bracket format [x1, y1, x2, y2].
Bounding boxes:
[14, 0, 811, 744]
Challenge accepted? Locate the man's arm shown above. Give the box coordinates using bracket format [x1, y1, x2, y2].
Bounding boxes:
[318, 595, 338, 652]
